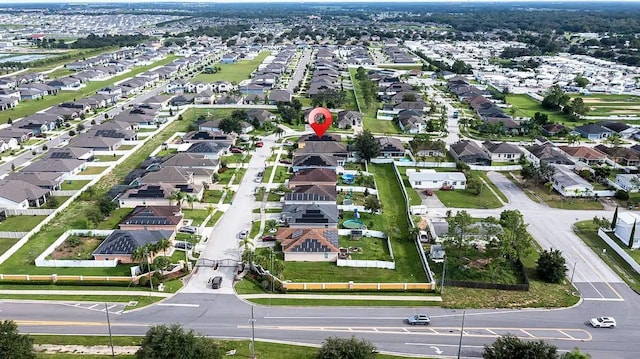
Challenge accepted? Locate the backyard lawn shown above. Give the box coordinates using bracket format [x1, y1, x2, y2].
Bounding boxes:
[78, 166, 108, 175]
[349, 68, 400, 134]
[0, 238, 19, 255]
[435, 187, 502, 209]
[182, 209, 209, 226]
[96, 208, 133, 230]
[192, 51, 271, 83]
[93, 154, 122, 162]
[60, 180, 89, 191]
[0, 215, 46, 232]
[203, 190, 225, 204]
[338, 236, 392, 261]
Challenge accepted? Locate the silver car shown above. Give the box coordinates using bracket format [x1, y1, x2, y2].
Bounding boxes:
[407, 314, 431, 325]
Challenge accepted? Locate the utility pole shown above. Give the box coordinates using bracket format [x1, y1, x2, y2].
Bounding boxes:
[105, 303, 115, 357]
[440, 255, 446, 295]
[270, 250, 275, 294]
[457, 311, 466, 359]
[249, 306, 256, 359]
[570, 260, 577, 290]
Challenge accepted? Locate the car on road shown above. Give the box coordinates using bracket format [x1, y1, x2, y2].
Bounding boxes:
[179, 226, 198, 234]
[407, 314, 431, 325]
[238, 230, 249, 239]
[262, 235, 276, 241]
[210, 276, 222, 289]
[590, 317, 616, 328]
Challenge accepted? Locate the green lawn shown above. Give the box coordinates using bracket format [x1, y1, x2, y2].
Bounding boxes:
[271, 166, 290, 183]
[30, 336, 424, 359]
[78, 166, 108, 175]
[435, 187, 502, 209]
[519, 181, 604, 210]
[182, 209, 208, 226]
[249, 298, 439, 307]
[349, 68, 400, 134]
[574, 221, 640, 293]
[116, 144, 136, 151]
[0, 238, 19, 255]
[192, 51, 271, 83]
[0, 54, 176, 124]
[45, 68, 75, 79]
[96, 208, 133, 230]
[0, 215, 46, 232]
[60, 180, 89, 191]
[261, 166, 274, 183]
[476, 171, 508, 203]
[93, 154, 122, 162]
[505, 94, 570, 125]
[202, 190, 225, 204]
[339, 236, 391, 261]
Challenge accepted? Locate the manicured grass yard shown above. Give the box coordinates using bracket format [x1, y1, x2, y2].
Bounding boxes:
[93, 154, 122, 162]
[271, 166, 290, 183]
[203, 190, 225, 204]
[60, 180, 89, 191]
[116, 144, 136, 151]
[182, 209, 208, 226]
[505, 94, 570, 125]
[261, 166, 274, 183]
[192, 51, 271, 83]
[0, 215, 46, 232]
[435, 187, 502, 209]
[96, 208, 133, 230]
[0, 238, 19, 255]
[79, 166, 108, 175]
[339, 236, 391, 261]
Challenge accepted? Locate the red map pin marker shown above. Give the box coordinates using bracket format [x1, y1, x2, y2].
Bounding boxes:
[308, 107, 332, 138]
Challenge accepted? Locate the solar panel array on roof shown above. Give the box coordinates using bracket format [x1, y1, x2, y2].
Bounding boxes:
[130, 185, 166, 198]
[174, 185, 195, 193]
[123, 217, 171, 225]
[48, 152, 74, 159]
[290, 238, 331, 253]
[296, 209, 329, 223]
[95, 129, 125, 138]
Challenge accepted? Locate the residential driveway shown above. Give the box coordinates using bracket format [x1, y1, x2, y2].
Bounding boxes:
[181, 135, 279, 294]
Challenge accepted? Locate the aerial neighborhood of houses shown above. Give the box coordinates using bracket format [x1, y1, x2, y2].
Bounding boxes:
[2, 5, 640, 358]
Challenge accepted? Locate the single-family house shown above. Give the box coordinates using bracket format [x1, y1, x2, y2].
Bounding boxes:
[46, 147, 94, 161]
[92, 230, 176, 263]
[0, 179, 50, 209]
[550, 165, 594, 197]
[573, 124, 613, 140]
[594, 145, 640, 166]
[20, 158, 85, 178]
[292, 154, 338, 172]
[524, 143, 575, 166]
[616, 174, 640, 193]
[377, 137, 405, 158]
[599, 121, 637, 138]
[284, 185, 337, 204]
[118, 183, 203, 208]
[288, 168, 337, 189]
[558, 146, 607, 165]
[450, 140, 491, 166]
[268, 89, 293, 104]
[194, 89, 215, 105]
[336, 111, 362, 129]
[5, 172, 64, 190]
[406, 169, 467, 190]
[69, 135, 122, 151]
[119, 206, 183, 231]
[281, 203, 339, 228]
[482, 141, 522, 163]
[275, 228, 340, 262]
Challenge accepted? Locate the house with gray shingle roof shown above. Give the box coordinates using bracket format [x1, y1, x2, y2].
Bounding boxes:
[21, 159, 85, 177]
[92, 230, 175, 264]
[449, 140, 491, 166]
[0, 179, 50, 209]
[482, 141, 522, 163]
[281, 203, 339, 228]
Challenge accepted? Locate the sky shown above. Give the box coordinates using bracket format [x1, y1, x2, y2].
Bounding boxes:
[8, 0, 640, 3]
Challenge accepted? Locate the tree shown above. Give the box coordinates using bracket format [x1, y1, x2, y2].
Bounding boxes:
[537, 249, 567, 283]
[152, 256, 171, 272]
[46, 195, 58, 209]
[0, 320, 36, 359]
[561, 348, 591, 359]
[446, 210, 474, 251]
[136, 324, 221, 359]
[363, 196, 381, 213]
[541, 85, 570, 110]
[571, 97, 588, 116]
[612, 205, 619, 230]
[219, 117, 242, 134]
[97, 195, 117, 216]
[483, 334, 558, 359]
[353, 129, 381, 162]
[451, 59, 472, 74]
[498, 210, 533, 261]
[574, 75, 589, 88]
[85, 207, 104, 227]
[316, 336, 377, 359]
[156, 238, 171, 256]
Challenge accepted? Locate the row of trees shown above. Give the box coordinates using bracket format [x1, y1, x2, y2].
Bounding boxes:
[541, 85, 588, 121]
[311, 89, 347, 108]
[355, 67, 378, 109]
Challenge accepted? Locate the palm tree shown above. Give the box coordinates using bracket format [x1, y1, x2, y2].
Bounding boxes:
[275, 126, 284, 137]
[186, 195, 195, 210]
[156, 238, 171, 257]
[169, 190, 181, 206]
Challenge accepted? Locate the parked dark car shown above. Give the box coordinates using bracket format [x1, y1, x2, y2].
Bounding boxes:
[256, 141, 264, 148]
[262, 235, 276, 242]
[279, 159, 292, 164]
[230, 148, 243, 154]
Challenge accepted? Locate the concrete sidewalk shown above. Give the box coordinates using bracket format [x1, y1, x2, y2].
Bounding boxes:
[238, 294, 442, 301]
[0, 290, 171, 297]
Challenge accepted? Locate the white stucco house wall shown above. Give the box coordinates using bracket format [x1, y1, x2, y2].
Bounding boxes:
[614, 212, 640, 249]
[406, 169, 467, 190]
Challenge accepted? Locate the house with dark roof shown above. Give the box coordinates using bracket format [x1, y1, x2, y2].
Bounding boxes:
[482, 141, 522, 163]
[573, 124, 613, 140]
[119, 206, 183, 231]
[299, 133, 341, 143]
[140, 167, 193, 185]
[275, 227, 340, 262]
[69, 135, 122, 151]
[118, 183, 204, 208]
[377, 137, 405, 158]
[161, 153, 219, 172]
[599, 121, 637, 138]
[336, 111, 362, 129]
[182, 142, 228, 160]
[449, 140, 491, 166]
[541, 123, 568, 137]
[5, 172, 64, 190]
[594, 145, 640, 166]
[0, 179, 50, 210]
[268, 89, 293, 104]
[46, 147, 93, 161]
[281, 203, 339, 228]
[292, 154, 339, 172]
[284, 185, 337, 204]
[288, 168, 337, 189]
[92, 230, 175, 264]
[20, 158, 85, 178]
[524, 143, 575, 166]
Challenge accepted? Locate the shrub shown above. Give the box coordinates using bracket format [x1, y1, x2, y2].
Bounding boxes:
[536, 249, 567, 284]
[615, 190, 630, 201]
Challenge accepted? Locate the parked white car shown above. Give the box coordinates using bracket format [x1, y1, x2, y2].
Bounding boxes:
[590, 317, 616, 328]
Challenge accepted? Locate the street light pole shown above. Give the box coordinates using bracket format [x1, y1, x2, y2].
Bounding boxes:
[105, 303, 115, 357]
[249, 306, 256, 359]
[440, 256, 446, 295]
[570, 260, 577, 290]
[457, 310, 466, 359]
[270, 250, 274, 294]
